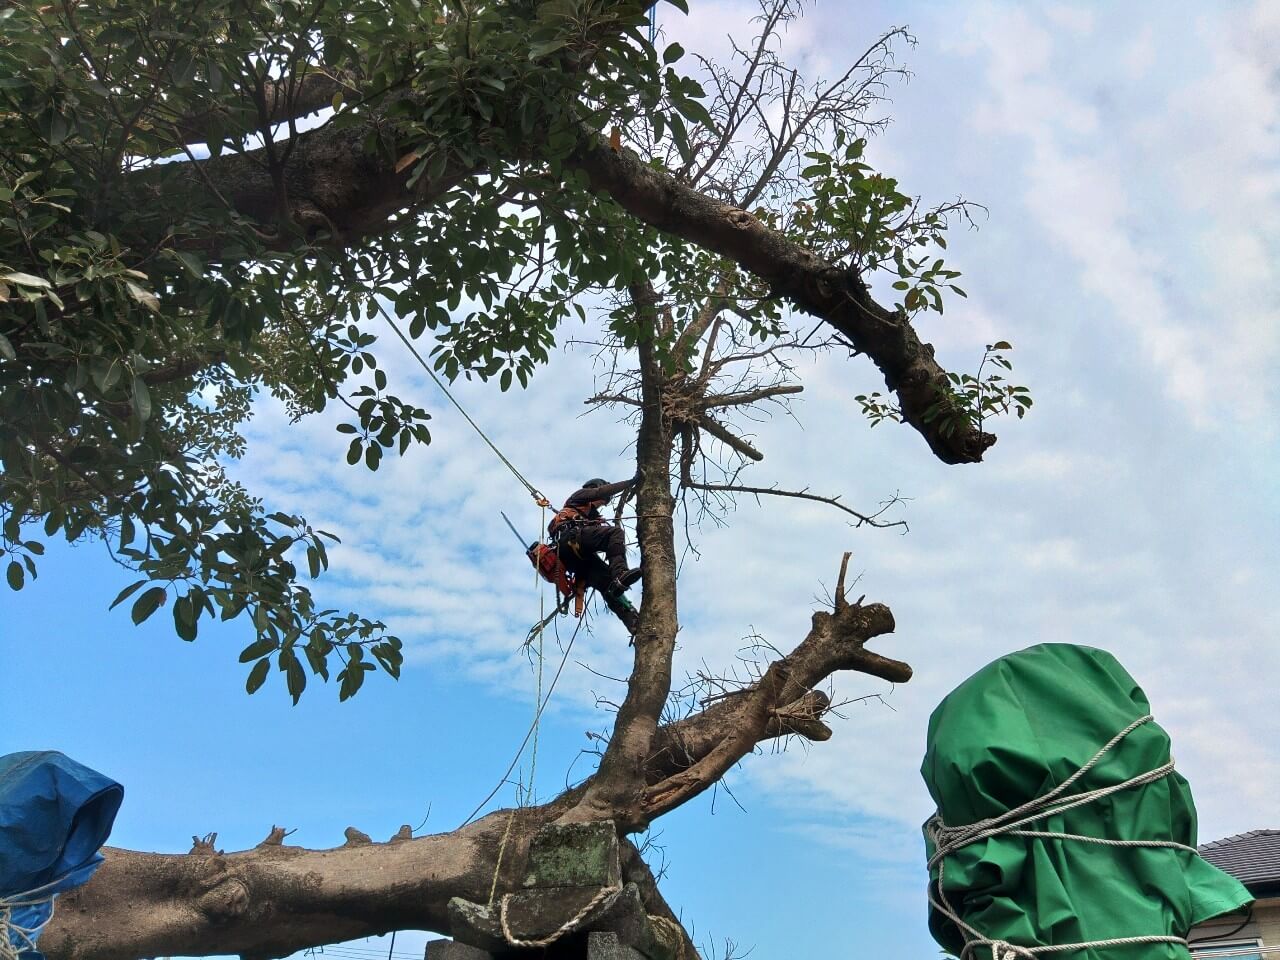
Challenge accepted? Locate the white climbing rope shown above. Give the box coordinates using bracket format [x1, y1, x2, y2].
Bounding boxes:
[925, 714, 1197, 960]
[498, 882, 622, 950]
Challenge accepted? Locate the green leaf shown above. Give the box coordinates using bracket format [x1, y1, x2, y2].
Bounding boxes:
[239, 636, 279, 662]
[304, 643, 330, 680]
[0, 332, 14, 360]
[338, 662, 369, 701]
[246, 657, 271, 694]
[126, 281, 160, 314]
[132, 376, 152, 423]
[1, 271, 50, 289]
[131, 586, 167, 624]
[662, 42, 684, 64]
[109, 578, 148, 609]
[529, 38, 568, 59]
[173, 594, 197, 641]
[6, 560, 23, 590]
[991, 340, 1012, 351]
[163, 249, 204, 278]
[282, 648, 306, 704]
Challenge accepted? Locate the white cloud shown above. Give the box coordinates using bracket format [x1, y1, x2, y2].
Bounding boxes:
[211, 0, 1279, 916]
[1121, 25, 1156, 79]
[1044, 5, 1095, 37]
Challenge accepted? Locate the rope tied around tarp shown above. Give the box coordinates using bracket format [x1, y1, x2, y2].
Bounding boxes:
[0, 873, 68, 960]
[925, 714, 1199, 960]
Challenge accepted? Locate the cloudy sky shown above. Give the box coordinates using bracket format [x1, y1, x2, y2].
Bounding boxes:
[6, 3, 1279, 959]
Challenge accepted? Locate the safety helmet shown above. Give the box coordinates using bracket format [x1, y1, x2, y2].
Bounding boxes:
[582, 478, 608, 488]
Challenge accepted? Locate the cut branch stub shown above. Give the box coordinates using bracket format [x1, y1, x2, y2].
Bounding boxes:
[343, 826, 372, 846]
[189, 832, 220, 855]
[257, 826, 288, 847]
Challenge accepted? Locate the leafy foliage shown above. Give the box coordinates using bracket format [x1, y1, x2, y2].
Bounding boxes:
[0, 0, 693, 699]
[0, 0, 1024, 698]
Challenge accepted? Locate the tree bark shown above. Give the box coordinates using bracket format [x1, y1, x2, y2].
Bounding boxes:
[44, 579, 907, 960]
[569, 284, 682, 830]
[123, 115, 473, 250]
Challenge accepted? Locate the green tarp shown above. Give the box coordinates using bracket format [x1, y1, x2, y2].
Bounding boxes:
[921, 644, 1251, 959]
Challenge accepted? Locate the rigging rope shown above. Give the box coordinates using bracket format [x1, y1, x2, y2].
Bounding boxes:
[0, 875, 64, 960]
[460, 610, 587, 829]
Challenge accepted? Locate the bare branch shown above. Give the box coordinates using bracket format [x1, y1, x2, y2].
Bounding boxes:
[566, 133, 996, 464]
[680, 441, 906, 530]
[702, 383, 803, 409]
[696, 416, 764, 462]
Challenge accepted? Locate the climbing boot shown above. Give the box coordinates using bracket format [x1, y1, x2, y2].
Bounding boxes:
[608, 568, 642, 595]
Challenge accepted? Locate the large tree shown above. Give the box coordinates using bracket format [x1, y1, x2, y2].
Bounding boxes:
[0, 1, 1027, 956]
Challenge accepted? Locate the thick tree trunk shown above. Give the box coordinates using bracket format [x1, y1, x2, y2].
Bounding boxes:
[43, 812, 519, 960]
[133, 107, 994, 465]
[569, 287, 682, 830]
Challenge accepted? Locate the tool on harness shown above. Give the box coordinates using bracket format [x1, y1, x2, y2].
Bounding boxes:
[502, 512, 587, 618]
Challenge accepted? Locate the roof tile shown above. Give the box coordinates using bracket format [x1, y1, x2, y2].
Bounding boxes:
[1199, 829, 1280, 888]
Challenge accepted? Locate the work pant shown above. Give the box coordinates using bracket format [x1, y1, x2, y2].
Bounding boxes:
[556, 524, 638, 633]
[560, 523, 629, 581]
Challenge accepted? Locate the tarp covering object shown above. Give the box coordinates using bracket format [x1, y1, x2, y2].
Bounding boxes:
[0, 751, 123, 959]
[921, 644, 1251, 959]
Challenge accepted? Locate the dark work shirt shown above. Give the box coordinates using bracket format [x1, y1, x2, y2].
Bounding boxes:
[562, 478, 635, 521]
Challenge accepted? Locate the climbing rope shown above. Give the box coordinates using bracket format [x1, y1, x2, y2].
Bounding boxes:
[925, 714, 1196, 960]
[373, 299, 549, 508]
[373, 298, 618, 945]
[487, 540, 552, 908]
[460, 611, 588, 829]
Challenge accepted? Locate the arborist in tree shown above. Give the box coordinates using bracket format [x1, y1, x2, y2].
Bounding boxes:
[550, 477, 642, 632]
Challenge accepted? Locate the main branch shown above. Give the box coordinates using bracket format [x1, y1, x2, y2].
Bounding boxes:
[566, 134, 995, 465]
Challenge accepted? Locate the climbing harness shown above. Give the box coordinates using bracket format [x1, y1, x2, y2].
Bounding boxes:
[502, 511, 589, 621]
[925, 714, 1196, 960]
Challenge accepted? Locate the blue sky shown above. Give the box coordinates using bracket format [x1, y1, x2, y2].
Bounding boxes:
[4, 3, 1279, 959]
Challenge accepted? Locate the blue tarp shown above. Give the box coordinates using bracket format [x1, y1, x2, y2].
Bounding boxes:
[0, 751, 122, 959]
